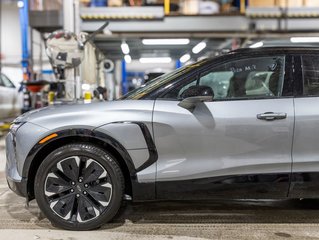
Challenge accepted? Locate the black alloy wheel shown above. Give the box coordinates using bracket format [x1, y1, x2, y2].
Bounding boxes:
[35, 143, 124, 230]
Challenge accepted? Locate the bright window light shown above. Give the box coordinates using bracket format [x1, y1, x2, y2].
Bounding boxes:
[142, 39, 190, 45]
[124, 55, 132, 63]
[192, 41, 206, 54]
[180, 54, 191, 63]
[290, 37, 319, 43]
[139, 57, 172, 63]
[249, 41, 264, 48]
[121, 42, 130, 54]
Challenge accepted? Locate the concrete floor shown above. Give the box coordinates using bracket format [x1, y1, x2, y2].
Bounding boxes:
[2, 138, 319, 239]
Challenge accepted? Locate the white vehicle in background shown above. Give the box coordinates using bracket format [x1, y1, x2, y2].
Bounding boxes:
[0, 73, 20, 121]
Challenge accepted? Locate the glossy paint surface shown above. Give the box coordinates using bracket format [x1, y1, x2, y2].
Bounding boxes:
[14, 122, 49, 176]
[154, 99, 294, 182]
[290, 97, 319, 197]
[18, 100, 155, 131]
[292, 98, 319, 172]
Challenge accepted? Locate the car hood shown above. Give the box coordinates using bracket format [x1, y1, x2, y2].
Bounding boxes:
[14, 100, 155, 131]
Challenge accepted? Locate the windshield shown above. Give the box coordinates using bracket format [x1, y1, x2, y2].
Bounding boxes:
[121, 60, 208, 100]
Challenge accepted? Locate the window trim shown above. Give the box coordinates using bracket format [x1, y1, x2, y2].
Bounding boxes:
[156, 53, 292, 102]
[296, 54, 319, 98]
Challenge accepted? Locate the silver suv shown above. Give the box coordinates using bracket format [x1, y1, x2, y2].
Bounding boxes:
[0, 73, 20, 121]
[6, 47, 318, 230]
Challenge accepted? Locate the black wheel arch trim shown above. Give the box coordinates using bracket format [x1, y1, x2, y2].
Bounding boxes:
[23, 122, 158, 201]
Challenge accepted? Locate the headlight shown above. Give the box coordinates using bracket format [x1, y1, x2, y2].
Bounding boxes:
[10, 122, 26, 134]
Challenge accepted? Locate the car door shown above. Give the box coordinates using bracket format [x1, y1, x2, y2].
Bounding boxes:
[153, 54, 294, 200]
[290, 54, 319, 198]
[0, 73, 18, 119]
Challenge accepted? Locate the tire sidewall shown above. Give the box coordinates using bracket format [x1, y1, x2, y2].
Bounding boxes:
[34, 143, 124, 230]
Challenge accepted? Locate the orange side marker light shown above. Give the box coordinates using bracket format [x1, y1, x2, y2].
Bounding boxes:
[39, 133, 58, 144]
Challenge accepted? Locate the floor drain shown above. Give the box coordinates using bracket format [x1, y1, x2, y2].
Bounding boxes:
[275, 232, 292, 238]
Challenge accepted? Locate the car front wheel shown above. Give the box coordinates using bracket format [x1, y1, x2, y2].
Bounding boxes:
[34, 143, 124, 230]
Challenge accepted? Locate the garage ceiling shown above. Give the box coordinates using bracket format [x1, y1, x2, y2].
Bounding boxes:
[93, 37, 229, 61]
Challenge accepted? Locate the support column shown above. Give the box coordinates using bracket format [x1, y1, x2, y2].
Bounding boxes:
[63, 0, 77, 100]
[18, 0, 30, 82]
[176, 60, 182, 69]
[121, 60, 128, 95]
[63, 0, 75, 32]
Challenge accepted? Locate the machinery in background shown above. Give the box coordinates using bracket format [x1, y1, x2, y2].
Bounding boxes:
[44, 22, 110, 104]
[103, 59, 115, 100]
[45, 29, 84, 102]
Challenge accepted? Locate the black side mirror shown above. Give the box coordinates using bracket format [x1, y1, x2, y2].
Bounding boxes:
[180, 85, 214, 99]
[178, 85, 214, 111]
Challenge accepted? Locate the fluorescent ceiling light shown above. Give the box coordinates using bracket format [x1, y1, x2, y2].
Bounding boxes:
[139, 57, 172, 63]
[142, 39, 190, 45]
[17, 1, 24, 8]
[121, 42, 130, 54]
[180, 54, 191, 63]
[192, 41, 206, 54]
[290, 37, 319, 43]
[249, 41, 263, 48]
[124, 55, 132, 63]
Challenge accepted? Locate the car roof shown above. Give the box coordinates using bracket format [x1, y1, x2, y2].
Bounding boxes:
[231, 46, 319, 54]
[198, 46, 319, 68]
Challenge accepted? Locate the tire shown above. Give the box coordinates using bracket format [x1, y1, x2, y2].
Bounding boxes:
[34, 143, 124, 230]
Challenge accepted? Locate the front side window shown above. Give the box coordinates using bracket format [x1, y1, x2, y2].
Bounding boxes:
[163, 56, 285, 100]
[1, 74, 15, 88]
[302, 55, 319, 96]
[121, 59, 209, 100]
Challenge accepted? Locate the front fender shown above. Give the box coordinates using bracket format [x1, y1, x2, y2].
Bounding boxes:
[23, 124, 158, 201]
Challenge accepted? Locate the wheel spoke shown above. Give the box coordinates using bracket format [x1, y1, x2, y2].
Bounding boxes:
[70, 196, 79, 222]
[76, 197, 99, 222]
[51, 194, 75, 220]
[85, 193, 106, 211]
[54, 169, 72, 183]
[45, 173, 70, 195]
[82, 160, 105, 183]
[90, 181, 112, 194]
[85, 176, 108, 187]
[60, 156, 80, 182]
[87, 190, 112, 207]
[47, 188, 73, 201]
[78, 157, 86, 179]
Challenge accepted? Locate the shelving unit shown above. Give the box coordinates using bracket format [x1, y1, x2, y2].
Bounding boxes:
[77, 6, 319, 41]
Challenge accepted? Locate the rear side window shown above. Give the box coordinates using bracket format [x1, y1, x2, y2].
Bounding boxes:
[302, 55, 319, 96]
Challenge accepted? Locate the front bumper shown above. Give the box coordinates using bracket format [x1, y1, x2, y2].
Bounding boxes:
[6, 176, 28, 198]
[5, 132, 28, 198]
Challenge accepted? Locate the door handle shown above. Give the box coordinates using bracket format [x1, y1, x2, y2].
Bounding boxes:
[257, 112, 287, 121]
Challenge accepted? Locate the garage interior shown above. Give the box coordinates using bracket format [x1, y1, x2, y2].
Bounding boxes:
[2, 0, 319, 239]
